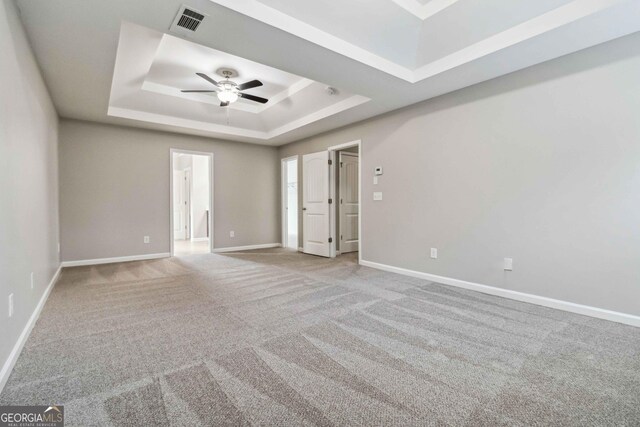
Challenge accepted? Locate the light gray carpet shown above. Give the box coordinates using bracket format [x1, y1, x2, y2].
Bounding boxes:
[1, 248, 639, 426]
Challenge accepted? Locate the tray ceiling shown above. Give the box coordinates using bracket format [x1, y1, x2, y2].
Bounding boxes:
[14, 0, 640, 145]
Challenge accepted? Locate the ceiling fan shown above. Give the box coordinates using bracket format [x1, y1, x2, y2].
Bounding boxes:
[181, 68, 268, 107]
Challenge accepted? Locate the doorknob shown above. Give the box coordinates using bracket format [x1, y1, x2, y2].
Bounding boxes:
[303, 207, 307, 211]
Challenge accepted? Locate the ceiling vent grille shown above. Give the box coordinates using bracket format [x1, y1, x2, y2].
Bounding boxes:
[171, 5, 207, 35]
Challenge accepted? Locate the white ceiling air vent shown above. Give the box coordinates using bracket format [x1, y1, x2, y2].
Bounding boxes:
[170, 5, 207, 36]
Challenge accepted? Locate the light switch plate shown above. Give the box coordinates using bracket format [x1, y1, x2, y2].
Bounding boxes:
[144, 236, 150, 244]
[504, 258, 513, 271]
[430, 248, 438, 259]
[373, 176, 378, 185]
[373, 192, 383, 201]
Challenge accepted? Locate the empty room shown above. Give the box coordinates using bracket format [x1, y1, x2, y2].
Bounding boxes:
[1, 0, 639, 425]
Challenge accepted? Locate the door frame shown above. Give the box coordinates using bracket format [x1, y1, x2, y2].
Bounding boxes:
[327, 140, 361, 262]
[281, 155, 299, 249]
[169, 148, 214, 256]
[183, 167, 192, 240]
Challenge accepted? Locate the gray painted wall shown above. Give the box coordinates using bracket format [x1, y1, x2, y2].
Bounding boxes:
[279, 32, 640, 316]
[0, 0, 60, 381]
[59, 120, 280, 261]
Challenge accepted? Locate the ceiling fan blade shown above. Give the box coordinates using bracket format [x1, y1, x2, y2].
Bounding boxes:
[237, 80, 263, 91]
[181, 90, 217, 93]
[196, 72, 219, 87]
[220, 101, 229, 107]
[239, 93, 268, 104]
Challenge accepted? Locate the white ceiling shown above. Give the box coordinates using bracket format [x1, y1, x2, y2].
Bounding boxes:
[15, 0, 640, 145]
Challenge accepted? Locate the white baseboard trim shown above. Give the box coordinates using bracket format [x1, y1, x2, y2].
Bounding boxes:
[360, 260, 640, 328]
[0, 264, 62, 394]
[61, 253, 171, 267]
[214, 243, 281, 253]
[190, 237, 209, 242]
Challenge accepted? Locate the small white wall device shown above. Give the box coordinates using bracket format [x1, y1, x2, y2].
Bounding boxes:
[374, 167, 383, 176]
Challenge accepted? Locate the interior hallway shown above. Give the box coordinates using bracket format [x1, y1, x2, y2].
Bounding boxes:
[173, 239, 210, 256]
[0, 249, 638, 425]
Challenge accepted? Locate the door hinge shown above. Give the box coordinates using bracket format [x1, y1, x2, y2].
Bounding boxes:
[328, 237, 333, 243]
[328, 159, 332, 165]
[328, 198, 333, 204]
[340, 198, 343, 204]
[340, 162, 343, 167]
[341, 234, 343, 240]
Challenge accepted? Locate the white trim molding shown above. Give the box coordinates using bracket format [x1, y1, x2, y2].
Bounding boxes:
[61, 253, 170, 267]
[360, 260, 640, 328]
[213, 243, 281, 253]
[0, 265, 62, 393]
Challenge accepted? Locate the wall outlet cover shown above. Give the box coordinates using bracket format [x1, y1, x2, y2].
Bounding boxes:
[230, 231, 235, 238]
[144, 236, 150, 244]
[8, 293, 14, 318]
[430, 248, 438, 259]
[373, 192, 383, 201]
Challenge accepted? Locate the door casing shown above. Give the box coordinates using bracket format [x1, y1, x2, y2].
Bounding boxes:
[169, 149, 214, 256]
[281, 155, 299, 249]
[328, 140, 362, 262]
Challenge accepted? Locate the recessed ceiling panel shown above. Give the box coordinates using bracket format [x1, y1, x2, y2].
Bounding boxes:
[415, 0, 576, 66]
[258, 0, 422, 67]
[108, 22, 370, 143]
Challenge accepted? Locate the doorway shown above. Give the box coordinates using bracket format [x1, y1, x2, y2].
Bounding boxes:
[337, 149, 359, 254]
[281, 156, 299, 249]
[301, 140, 361, 261]
[170, 149, 213, 256]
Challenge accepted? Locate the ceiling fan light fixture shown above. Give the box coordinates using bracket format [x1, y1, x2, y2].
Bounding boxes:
[217, 89, 238, 104]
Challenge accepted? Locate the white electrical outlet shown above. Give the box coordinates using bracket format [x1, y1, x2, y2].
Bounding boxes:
[8, 294, 14, 318]
[504, 258, 513, 271]
[230, 231, 235, 238]
[430, 248, 438, 259]
[373, 192, 383, 201]
[144, 236, 150, 244]
[30, 272, 34, 290]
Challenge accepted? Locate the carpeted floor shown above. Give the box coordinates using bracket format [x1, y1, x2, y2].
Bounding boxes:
[1, 248, 639, 426]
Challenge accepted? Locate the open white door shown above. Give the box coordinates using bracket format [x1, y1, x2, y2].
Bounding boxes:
[339, 152, 359, 253]
[303, 151, 331, 257]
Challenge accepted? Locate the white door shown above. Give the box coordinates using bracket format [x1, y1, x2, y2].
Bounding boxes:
[303, 151, 331, 257]
[173, 169, 190, 240]
[339, 152, 359, 253]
